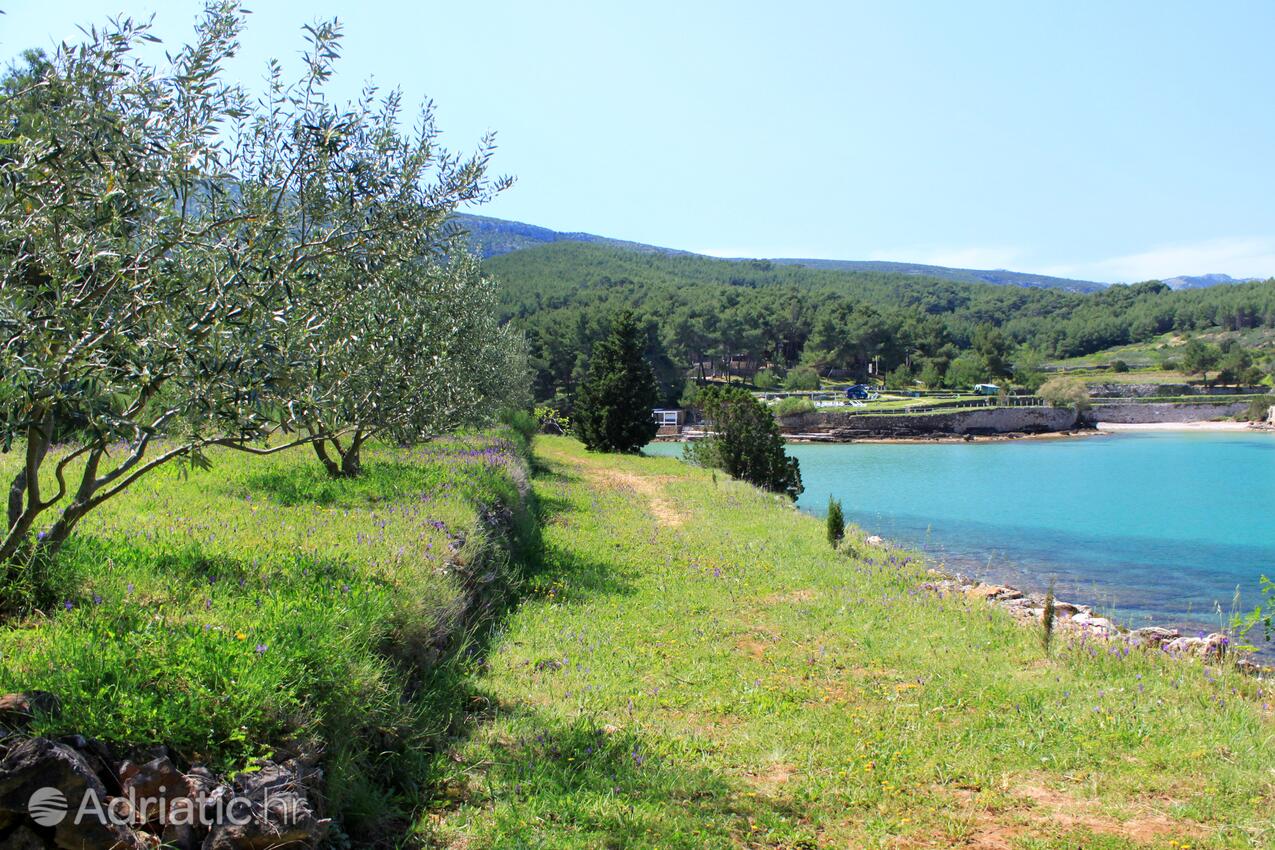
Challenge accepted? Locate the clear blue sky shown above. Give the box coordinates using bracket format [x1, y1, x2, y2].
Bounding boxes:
[5, 1, 1274, 281]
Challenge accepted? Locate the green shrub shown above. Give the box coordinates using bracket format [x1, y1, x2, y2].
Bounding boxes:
[1110, 359, 1130, 373]
[773, 397, 816, 417]
[684, 386, 803, 499]
[1038, 376, 1091, 411]
[498, 408, 538, 444]
[534, 404, 572, 436]
[884, 365, 915, 389]
[1244, 395, 1275, 421]
[782, 367, 821, 391]
[826, 497, 845, 548]
[754, 369, 780, 390]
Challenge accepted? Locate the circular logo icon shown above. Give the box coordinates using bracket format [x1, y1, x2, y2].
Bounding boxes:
[28, 787, 68, 826]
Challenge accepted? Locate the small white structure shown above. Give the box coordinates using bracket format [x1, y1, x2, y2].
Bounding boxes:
[652, 408, 684, 435]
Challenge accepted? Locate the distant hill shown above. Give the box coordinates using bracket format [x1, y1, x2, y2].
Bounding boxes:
[453, 213, 690, 259]
[1159, 273, 1260, 291]
[455, 214, 1109, 293]
[455, 213, 1264, 294]
[767, 258, 1106, 293]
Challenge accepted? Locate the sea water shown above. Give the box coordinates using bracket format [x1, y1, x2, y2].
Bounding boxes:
[646, 432, 1275, 636]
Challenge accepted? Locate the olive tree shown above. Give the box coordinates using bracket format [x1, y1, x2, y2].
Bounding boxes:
[303, 252, 528, 477]
[0, 8, 295, 572]
[0, 4, 514, 577]
[0, 3, 520, 581]
[230, 27, 517, 478]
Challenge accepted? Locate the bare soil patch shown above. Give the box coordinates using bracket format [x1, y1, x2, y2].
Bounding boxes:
[582, 465, 685, 527]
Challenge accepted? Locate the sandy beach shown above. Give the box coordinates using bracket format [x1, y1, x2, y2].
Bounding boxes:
[1095, 420, 1260, 432]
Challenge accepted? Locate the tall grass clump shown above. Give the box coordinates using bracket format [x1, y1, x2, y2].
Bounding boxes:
[498, 408, 540, 455]
[1042, 578, 1057, 654]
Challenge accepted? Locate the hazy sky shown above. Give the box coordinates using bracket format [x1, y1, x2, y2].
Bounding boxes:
[5, 1, 1274, 282]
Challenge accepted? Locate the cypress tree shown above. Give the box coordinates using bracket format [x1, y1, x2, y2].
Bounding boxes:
[575, 311, 660, 452]
[826, 496, 845, 548]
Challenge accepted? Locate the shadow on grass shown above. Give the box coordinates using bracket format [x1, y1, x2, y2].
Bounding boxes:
[246, 460, 445, 507]
[430, 701, 814, 849]
[514, 456, 637, 604]
[58, 535, 377, 592]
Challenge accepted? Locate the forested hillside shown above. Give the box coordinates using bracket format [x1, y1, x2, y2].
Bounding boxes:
[768, 257, 1106, 292]
[453, 213, 689, 259]
[455, 214, 1108, 290]
[487, 242, 1275, 405]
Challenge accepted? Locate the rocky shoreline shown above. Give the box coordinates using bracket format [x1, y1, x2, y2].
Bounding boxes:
[659, 420, 1273, 445]
[915, 565, 1269, 677]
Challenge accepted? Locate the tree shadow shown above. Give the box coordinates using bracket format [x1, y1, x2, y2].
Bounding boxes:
[513, 456, 637, 604]
[244, 460, 445, 507]
[52, 535, 381, 599]
[429, 701, 816, 849]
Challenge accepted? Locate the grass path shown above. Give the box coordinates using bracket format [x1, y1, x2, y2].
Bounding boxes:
[427, 437, 1273, 849]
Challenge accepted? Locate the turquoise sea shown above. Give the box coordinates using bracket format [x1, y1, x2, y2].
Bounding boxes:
[646, 432, 1275, 636]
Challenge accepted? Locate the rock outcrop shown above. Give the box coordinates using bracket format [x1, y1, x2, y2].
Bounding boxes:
[0, 721, 329, 849]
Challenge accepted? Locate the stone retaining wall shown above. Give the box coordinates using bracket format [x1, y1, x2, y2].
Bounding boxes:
[1085, 401, 1249, 423]
[780, 406, 1080, 438]
[778, 399, 1252, 439]
[1084, 383, 1263, 398]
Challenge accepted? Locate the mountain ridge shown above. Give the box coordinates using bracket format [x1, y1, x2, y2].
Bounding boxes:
[1160, 273, 1259, 290]
[454, 213, 1263, 293]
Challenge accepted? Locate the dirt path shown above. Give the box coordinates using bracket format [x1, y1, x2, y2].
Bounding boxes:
[426, 437, 1268, 850]
[580, 463, 685, 527]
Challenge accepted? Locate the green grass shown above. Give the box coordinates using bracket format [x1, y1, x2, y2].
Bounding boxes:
[5, 431, 1273, 848]
[427, 437, 1274, 849]
[1046, 335, 1186, 371]
[0, 431, 532, 841]
[1047, 329, 1275, 378]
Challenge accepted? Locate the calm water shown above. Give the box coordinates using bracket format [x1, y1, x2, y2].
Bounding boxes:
[646, 432, 1275, 634]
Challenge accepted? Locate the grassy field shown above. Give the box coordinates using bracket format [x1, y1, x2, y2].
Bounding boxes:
[428, 437, 1274, 850]
[1046, 329, 1275, 380]
[0, 431, 532, 841]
